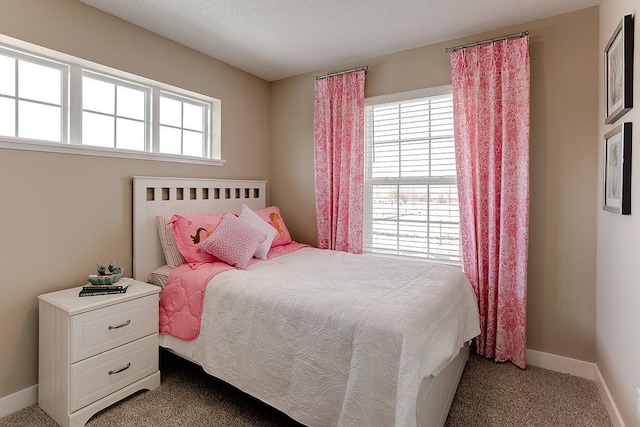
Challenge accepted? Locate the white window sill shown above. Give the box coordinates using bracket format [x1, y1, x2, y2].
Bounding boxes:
[0, 137, 225, 166]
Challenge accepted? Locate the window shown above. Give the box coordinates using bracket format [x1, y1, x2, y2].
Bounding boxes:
[82, 72, 148, 151]
[364, 87, 461, 264]
[0, 36, 221, 165]
[159, 93, 208, 157]
[0, 50, 67, 143]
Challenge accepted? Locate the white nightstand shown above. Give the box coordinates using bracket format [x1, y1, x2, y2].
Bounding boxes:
[38, 278, 161, 427]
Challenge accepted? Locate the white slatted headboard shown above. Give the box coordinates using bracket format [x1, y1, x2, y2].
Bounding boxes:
[132, 176, 267, 282]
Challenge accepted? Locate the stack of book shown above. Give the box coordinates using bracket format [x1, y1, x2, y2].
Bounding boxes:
[79, 283, 129, 297]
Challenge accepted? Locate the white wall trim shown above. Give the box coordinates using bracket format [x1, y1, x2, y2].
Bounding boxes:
[526, 348, 596, 380]
[594, 364, 626, 427]
[0, 137, 226, 167]
[526, 349, 625, 427]
[0, 384, 37, 418]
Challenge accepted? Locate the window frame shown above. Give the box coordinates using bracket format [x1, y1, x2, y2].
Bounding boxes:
[80, 69, 151, 151]
[364, 85, 461, 265]
[0, 47, 69, 143]
[0, 34, 223, 166]
[157, 91, 211, 158]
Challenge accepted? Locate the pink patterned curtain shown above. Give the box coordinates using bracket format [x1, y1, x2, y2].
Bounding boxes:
[313, 70, 365, 253]
[449, 37, 530, 368]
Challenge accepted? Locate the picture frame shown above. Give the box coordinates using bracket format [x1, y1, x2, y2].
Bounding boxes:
[604, 14, 634, 124]
[603, 122, 632, 215]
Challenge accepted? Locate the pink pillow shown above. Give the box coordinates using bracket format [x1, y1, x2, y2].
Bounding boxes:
[253, 206, 292, 247]
[199, 212, 267, 269]
[170, 214, 224, 264]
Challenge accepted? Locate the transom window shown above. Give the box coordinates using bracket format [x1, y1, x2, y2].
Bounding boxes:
[82, 72, 148, 151]
[0, 37, 221, 164]
[0, 52, 67, 143]
[159, 94, 208, 157]
[364, 87, 461, 264]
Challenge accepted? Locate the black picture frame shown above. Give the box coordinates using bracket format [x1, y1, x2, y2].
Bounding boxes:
[603, 122, 632, 215]
[604, 14, 634, 124]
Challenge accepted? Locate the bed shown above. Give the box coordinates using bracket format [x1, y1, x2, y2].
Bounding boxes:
[132, 176, 480, 427]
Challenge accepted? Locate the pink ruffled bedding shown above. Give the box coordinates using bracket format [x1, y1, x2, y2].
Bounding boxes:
[159, 242, 307, 340]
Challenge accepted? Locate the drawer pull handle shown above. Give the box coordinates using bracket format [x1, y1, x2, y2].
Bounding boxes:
[108, 363, 131, 375]
[108, 319, 131, 330]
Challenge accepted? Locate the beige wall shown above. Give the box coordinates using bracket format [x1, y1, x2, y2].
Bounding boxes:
[597, 0, 639, 425]
[272, 8, 599, 362]
[0, 0, 270, 398]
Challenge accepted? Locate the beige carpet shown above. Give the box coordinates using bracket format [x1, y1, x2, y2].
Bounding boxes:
[1, 350, 612, 426]
[445, 353, 612, 427]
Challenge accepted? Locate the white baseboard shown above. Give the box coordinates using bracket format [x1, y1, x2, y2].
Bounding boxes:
[526, 348, 596, 380]
[594, 364, 626, 427]
[526, 348, 625, 427]
[0, 384, 37, 419]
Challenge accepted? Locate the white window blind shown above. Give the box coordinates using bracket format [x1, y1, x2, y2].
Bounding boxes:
[364, 88, 461, 264]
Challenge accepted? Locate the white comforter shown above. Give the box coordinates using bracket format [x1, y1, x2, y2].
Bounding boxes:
[190, 247, 480, 427]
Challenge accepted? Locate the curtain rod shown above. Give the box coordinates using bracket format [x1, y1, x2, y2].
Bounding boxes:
[315, 66, 368, 80]
[445, 31, 529, 53]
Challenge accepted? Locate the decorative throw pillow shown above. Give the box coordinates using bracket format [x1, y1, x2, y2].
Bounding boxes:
[238, 205, 278, 259]
[156, 216, 186, 268]
[170, 214, 225, 264]
[253, 206, 292, 247]
[199, 212, 267, 269]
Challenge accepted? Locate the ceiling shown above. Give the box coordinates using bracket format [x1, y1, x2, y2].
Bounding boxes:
[79, 0, 600, 82]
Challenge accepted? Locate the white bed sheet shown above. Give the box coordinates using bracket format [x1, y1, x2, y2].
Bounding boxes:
[161, 247, 479, 427]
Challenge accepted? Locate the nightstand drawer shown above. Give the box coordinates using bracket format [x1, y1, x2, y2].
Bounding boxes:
[69, 333, 158, 412]
[70, 294, 158, 362]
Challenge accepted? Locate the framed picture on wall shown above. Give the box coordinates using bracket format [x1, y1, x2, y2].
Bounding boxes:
[604, 14, 634, 124]
[603, 122, 632, 214]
